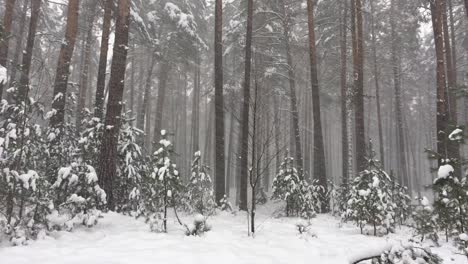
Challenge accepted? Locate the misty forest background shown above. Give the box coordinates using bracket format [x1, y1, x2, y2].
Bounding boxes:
[0, 0, 468, 249]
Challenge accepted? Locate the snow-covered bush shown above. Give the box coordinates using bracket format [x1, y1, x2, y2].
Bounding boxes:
[115, 119, 145, 213]
[218, 195, 233, 212]
[49, 162, 106, 231]
[271, 156, 321, 218]
[271, 156, 302, 216]
[344, 157, 396, 235]
[77, 112, 104, 169]
[184, 214, 211, 236]
[185, 151, 215, 215]
[139, 130, 183, 232]
[455, 233, 468, 258]
[0, 90, 53, 244]
[391, 182, 411, 225]
[380, 240, 442, 264]
[412, 197, 439, 245]
[432, 162, 468, 241]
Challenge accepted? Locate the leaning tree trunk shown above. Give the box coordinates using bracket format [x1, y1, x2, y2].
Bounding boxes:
[0, 0, 16, 99]
[9, 0, 28, 87]
[306, 0, 328, 212]
[214, 0, 225, 205]
[238, 0, 253, 211]
[431, 0, 449, 165]
[98, 0, 131, 209]
[50, 0, 80, 129]
[17, 0, 41, 102]
[94, 0, 113, 119]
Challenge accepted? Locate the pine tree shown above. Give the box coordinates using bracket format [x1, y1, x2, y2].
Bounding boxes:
[186, 151, 215, 215]
[139, 130, 183, 232]
[344, 143, 397, 236]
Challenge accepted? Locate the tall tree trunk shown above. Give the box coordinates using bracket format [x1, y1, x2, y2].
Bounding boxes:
[76, 1, 98, 130]
[214, 0, 225, 205]
[9, 0, 28, 87]
[152, 61, 171, 146]
[191, 53, 201, 154]
[50, 0, 80, 129]
[390, 0, 408, 186]
[431, 0, 449, 164]
[340, 0, 349, 186]
[94, 0, 113, 118]
[238, 0, 253, 211]
[306, 0, 328, 211]
[370, 0, 384, 169]
[17, 0, 40, 102]
[130, 43, 135, 117]
[137, 55, 155, 143]
[352, 0, 366, 173]
[441, 0, 461, 172]
[98, 0, 131, 209]
[0, 0, 16, 98]
[280, 0, 303, 174]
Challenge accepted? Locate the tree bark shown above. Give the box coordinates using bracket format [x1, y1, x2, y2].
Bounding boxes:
[239, 0, 253, 211]
[50, 0, 80, 129]
[214, 0, 225, 205]
[98, 0, 131, 209]
[431, 0, 449, 164]
[94, 0, 113, 119]
[441, 0, 461, 173]
[306, 0, 328, 211]
[352, 0, 366, 173]
[17, 0, 40, 102]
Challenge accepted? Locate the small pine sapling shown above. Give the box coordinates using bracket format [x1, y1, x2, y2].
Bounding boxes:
[186, 151, 216, 215]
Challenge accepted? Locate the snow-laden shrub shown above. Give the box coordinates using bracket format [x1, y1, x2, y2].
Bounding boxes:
[380, 240, 442, 264]
[455, 233, 468, 258]
[49, 162, 106, 231]
[77, 113, 104, 169]
[185, 214, 211, 236]
[412, 197, 439, 245]
[185, 151, 215, 215]
[272, 156, 302, 216]
[432, 162, 468, 241]
[115, 120, 145, 213]
[139, 130, 183, 232]
[344, 158, 396, 236]
[218, 195, 233, 212]
[271, 156, 322, 219]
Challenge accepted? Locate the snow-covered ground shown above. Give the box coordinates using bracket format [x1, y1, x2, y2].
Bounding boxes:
[0, 203, 465, 264]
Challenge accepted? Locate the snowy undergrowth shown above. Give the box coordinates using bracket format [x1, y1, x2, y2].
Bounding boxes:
[0, 203, 464, 264]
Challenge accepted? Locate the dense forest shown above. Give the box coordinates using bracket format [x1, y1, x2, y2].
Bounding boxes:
[0, 0, 467, 263]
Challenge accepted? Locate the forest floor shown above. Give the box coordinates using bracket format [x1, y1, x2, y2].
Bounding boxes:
[0, 203, 464, 264]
